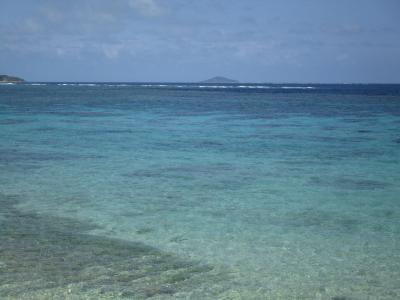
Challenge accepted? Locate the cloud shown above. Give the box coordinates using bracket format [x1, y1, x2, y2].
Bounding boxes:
[321, 24, 364, 35]
[1, 0, 399, 82]
[128, 0, 163, 16]
[102, 44, 124, 59]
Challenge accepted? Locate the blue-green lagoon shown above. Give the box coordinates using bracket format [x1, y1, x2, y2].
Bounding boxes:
[0, 83, 399, 299]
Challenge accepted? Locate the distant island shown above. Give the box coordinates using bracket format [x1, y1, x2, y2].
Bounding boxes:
[0, 75, 25, 83]
[199, 76, 239, 84]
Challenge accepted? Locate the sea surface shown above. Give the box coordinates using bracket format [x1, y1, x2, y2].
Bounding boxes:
[0, 83, 399, 299]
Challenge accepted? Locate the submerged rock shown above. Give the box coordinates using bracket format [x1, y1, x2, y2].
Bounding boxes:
[0, 193, 226, 299]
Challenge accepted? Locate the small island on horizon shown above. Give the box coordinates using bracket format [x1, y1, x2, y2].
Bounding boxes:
[199, 76, 239, 84]
[0, 75, 25, 83]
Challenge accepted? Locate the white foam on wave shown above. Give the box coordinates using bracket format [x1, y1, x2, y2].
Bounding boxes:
[281, 86, 315, 89]
[77, 83, 97, 86]
[198, 85, 229, 88]
[1, 82, 316, 89]
[136, 84, 277, 89]
[56, 83, 98, 87]
[115, 84, 318, 90]
[238, 85, 272, 89]
[140, 84, 168, 87]
[196, 85, 276, 89]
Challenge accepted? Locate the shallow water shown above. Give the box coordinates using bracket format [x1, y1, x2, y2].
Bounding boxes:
[1, 83, 400, 299]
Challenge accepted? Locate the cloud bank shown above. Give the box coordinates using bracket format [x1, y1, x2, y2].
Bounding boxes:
[0, 0, 399, 82]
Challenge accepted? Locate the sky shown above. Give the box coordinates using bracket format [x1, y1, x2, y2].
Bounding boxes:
[0, 0, 399, 83]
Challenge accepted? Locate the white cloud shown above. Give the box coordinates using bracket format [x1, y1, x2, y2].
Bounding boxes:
[128, 0, 163, 16]
[102, 44, 124, 59]
[24, 18, 41, 33]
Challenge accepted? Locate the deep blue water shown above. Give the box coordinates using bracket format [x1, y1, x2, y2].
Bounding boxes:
[1, 83, 400, 299]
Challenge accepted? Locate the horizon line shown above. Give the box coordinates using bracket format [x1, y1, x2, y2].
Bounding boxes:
[11, 81, 400, 85]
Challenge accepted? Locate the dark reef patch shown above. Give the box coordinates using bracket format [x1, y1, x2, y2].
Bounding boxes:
[123, 169, 166, 179]
[163, 163, 234, 174]
[0, 193, 225, 299]
[123, 163, 235, 179]
[82, 129, 135, 135]
[333, 178, 389, 190]
[193, 140, 225, 148]
[0, 149, 103, 166]
[357, 129, 372, 133]
[309, 147, 384, 161]
[46, 111, 124, 117]
[33, 126, 56, 132]
[342, 118, 372, 124]
[312, 135, 372, 143]
[322, 126, 339, 131]
[272, 208, 362, 233]
[308, 176, 389, 191]
[0, 119, 33, 125]
[0, 149, 72, 164]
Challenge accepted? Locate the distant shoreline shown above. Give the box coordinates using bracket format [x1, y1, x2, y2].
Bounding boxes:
[0, 74, 25, 83]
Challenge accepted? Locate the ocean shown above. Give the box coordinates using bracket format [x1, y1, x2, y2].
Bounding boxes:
[0, 83, 399, 299]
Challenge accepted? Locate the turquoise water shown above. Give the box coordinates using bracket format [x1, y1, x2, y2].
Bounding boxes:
[1, 83, 399, 299]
